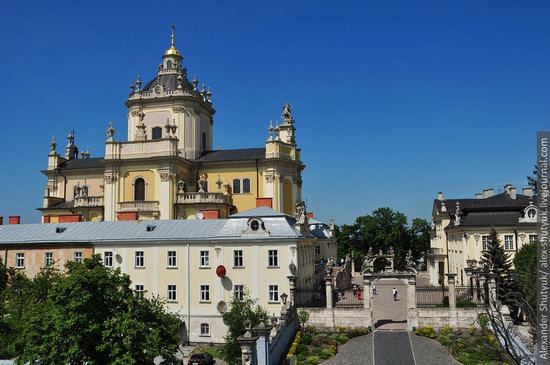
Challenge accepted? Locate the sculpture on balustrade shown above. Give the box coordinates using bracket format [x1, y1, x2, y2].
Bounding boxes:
[49, 137, 57, 154]
[198, 173, 208, 193]
[106, 122, 115, 141]
[294, 201, 310, 234]
[178, 179, 186, 193]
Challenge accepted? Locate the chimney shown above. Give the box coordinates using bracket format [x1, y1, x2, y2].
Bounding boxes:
[437, 192, 444, 201]
[9, 216, 20, 225]
[504, 184, 512, 195]
[0, 216, 3, 225]
[523, 187, 534, 197]
[509, 187, 517, 200]
[483, 188, 494, 198]
[475, 193, 483, 199]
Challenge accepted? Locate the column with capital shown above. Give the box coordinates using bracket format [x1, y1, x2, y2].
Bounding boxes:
[158, 169, 174, 219]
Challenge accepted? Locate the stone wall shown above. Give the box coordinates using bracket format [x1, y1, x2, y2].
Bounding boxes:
[300, 307, 369, 330]
[413, 307, 482, 330]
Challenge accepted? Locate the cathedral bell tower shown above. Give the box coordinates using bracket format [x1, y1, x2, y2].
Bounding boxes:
[125, 26, 216, 159]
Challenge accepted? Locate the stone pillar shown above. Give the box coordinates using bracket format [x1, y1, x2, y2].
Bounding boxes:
[407, 276, 417, 310]
[158, 170, 173, 220]
[252, 323, 272, 365]
[487, 272, 498, 309]
[325, 275, 333, 309]
[351, 258, 356, 277]
[237, 331, 259, 365]
[287, 275, 297, 306]
[363, 277, 371, 309]
[478, 274, 487, 304]
[445, 273, 456, 309]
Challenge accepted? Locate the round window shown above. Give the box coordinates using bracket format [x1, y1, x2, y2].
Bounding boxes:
[527, 208, 536, 218]
[250, 220, 260, 231]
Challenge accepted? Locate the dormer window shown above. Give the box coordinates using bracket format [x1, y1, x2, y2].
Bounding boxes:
[247, 218, 266, 232]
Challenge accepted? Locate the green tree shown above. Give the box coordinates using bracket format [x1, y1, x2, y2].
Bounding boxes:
[480, 228, 512, 277]
[513, 241, 537, 319]
[527, 164, 538, 195]
[15, 255, 182, 365]
[221, 292, 266, 364]
[409, 218, 432, 268]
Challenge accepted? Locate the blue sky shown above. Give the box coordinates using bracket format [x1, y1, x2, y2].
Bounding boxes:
[0, 1, 548, 225]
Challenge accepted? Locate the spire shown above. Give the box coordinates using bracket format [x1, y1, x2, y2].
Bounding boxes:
[163, 24, 181, 58]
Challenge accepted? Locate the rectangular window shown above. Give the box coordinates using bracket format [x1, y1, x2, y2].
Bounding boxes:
[529, 234, 538, 244]
[167, 284, 177, 302]
[74, 251, 83, 263]
[167, 251, 177, 268]
[200, 285, 210, 302]
[200, 323, 210, 336]
[234, 250, 243, 267]
[315, 245, 321, 255]
[269, 285, 279, 302]
[135, 251, 144, 268]
[200, 251, 210, 267]
[482, 236, 490, 251]
[104, 252, 113, 267]
[135, 284, 145, 297]
[234, 284, 244, 301]
[268, 250, 278, 267]
[45, 252, 53, 267]
[504, 235, 514, 250]
[16, 253, 25, 268]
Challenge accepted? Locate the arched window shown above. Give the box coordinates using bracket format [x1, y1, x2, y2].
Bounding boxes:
[243, 178, 251, 194]
[134, 178, 145, 201]
[202, 132, 207, 150]
[152, 127, 162, 140]
[232, 179, 241, 194]
[166, 60, 173, 69]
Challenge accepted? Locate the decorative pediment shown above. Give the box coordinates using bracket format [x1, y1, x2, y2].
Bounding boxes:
[519, 199, 538, 223]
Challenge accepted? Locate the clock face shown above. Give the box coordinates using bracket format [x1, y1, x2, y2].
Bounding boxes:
[527, 209, 536, 218]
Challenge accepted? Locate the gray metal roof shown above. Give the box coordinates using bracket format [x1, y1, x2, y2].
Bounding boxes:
[0, 216, 305, 245]
[195, 148, 265, 162]
[59, 157, 104, 170]
[231, 206, 291, 218]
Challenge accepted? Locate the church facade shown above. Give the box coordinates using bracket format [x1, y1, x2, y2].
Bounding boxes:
[40, 30, 304, 223]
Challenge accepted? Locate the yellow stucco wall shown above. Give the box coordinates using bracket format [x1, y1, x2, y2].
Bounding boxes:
[122, 170, 156, 201]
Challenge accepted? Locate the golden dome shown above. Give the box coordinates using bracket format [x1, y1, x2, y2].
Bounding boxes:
[164, 25, 182, 58]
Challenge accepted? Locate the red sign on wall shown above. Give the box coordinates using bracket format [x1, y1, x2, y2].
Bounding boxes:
[216, 265, 226, 278]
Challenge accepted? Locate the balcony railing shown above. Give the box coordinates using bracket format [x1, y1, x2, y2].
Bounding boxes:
[176, 192, 232, 205]
[117, 201, 159, 212]
[74, 196, 104, 207]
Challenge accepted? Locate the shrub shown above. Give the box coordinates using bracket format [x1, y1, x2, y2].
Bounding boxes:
[305, 325, 318, 334]
[191, 346, 222, 359]
[457, 299, 476, 307]
[477, 313, 490, 329]
[438, 334, 452, 347]
[440, 325, 454, 337]
[298, 309, 310, 329]
[296, 344, 309, 355]
[442, 296, 449, 307]
[297, 353, 308, 362]
[346, 327, 369, 338]
[301, 333, 313, 345]
[414, 326, 436, 339]
[305, 355, 320, 365]
[335, 326, 348, 333]
[336, 334, 349, 344]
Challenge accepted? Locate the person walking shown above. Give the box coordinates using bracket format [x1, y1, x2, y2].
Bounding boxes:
[372, 284, 377, 295]
[392, 287, 398, 301]
[357, 286, 362, 301]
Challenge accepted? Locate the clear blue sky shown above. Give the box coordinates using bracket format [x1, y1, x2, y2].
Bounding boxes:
[0, 1, 548, 225]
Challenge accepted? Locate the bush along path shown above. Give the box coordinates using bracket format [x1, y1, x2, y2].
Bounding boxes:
[285, 326, 370, 365]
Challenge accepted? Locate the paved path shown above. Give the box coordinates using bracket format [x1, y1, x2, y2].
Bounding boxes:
[372, 278, 408, 330]
[321, 332, 460, 365]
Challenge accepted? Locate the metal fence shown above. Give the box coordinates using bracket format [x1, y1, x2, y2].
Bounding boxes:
[294, 289, 326, 308]
[455, 286, 487, 307]
[416, 286, 449, 307]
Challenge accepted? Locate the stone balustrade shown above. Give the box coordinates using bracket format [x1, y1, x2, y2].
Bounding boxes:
[176, 191, 232, 205]
[117, 201, 159, 212]
[105, 139, 178, 160]
[74, 196, 104, 207]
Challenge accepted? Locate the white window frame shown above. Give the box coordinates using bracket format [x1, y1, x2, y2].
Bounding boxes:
[45, 252, 53, 267]
[16, 253, 25, 268]
[135, 284, 145, 297]
[234, 250, 244, 268]
[200, 323, 210, 337]
[529, 234, 538, 244]
[104, 251, 113, 267]
[504, 235, 514, 250]
[234, 284, 244, 301]
[74, 251, 83, 263]
[268, 284, 279, 303]
[268, 250, 278, 267]
[167, 251, 177, 268]
[200, 251, 210, 268]
[167, 284, 177, 302]
[243, 178, 251, 194]
[482, 236, 490, 252]
[135, 251, 145, 268]
[200, 285, 210, 302]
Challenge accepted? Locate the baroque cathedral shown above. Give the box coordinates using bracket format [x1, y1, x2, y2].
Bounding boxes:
[40, 29, 305, 223]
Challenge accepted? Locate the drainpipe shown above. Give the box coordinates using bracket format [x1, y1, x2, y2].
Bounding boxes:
[255, 159, 259, 198]
[187, 242, 191, 344]
[57, 167, 68, 201]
